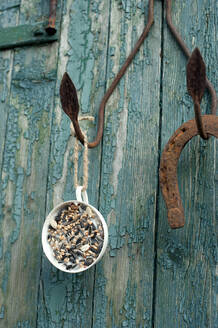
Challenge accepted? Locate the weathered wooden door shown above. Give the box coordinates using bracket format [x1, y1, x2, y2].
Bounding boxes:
[0, 1, 217, 327]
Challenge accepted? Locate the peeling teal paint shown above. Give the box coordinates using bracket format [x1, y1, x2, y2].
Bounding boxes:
[37, 1, 111, 327]
[0, 1, 61, 326]
[2, 106, 19, 181]
[67, 1, 95, 113]
[91, 1, 163, 327]
[0, 58, 10, 103]
[155, 0, 217, 326]
[121, 281, 137, 327]
[0, 0, 216, 327]
[10, 166, 24, 244]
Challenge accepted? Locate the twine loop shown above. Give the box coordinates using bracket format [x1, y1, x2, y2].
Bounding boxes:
[71, 116, 94, 191]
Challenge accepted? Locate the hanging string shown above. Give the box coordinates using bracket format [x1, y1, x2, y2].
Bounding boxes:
[71, 116, 94, 191]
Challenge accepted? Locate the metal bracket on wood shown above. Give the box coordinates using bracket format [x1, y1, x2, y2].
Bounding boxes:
[0, 21, 59, 50]
[0, 0, 58, 50]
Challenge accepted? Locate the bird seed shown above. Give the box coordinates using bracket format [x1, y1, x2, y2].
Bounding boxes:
[47, 202, 104, 271]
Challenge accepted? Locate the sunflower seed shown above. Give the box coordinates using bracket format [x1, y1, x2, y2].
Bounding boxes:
[50, 219, 57, 229]
[47, 202, 104, 270]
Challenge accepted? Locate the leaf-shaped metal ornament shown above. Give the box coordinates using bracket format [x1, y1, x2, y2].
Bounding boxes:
[186, 47, 206, 104]
[60, 72, 79, 122]
[60, 72, 86, 145]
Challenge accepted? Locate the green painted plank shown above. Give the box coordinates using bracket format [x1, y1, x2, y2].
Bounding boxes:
[0, 0, 61, 327]
[0, 6, 19, 175]
[155, 1, 217, 327]
[0, 54, 12, 175]
[0, 0, 216, 327]
[92, 1, 162, 327]
[0, 22, 59, 50]
[0, 0, 20, 12]
[37, 0, 111, 327]
[0, 11, 19, 317]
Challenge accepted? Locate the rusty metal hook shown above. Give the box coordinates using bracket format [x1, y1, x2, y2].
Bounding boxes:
[165, 0, 217, 114]
[160, 49, 217, 229]
[186, 48, 209, 139]
[45, 0, 57, 35]
[60, 0, 217, 148]
[60, 0, 154, 148]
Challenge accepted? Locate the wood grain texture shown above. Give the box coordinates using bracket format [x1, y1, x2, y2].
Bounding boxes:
[0, 0, 216, 327]
[0, 6, 19, 324]
[155, 0, 217, 327]
[0, 6, 19, 175]
[0, 0, 60, 326]
[37, 1, 111, 327]
[92, 1, 162, 327]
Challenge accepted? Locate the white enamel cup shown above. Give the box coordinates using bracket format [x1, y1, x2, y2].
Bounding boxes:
[42, 187, 108, 273]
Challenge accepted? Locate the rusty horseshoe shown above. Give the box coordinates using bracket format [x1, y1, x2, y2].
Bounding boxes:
[159, 115, 218, 229]
[159, 48, 217, 229]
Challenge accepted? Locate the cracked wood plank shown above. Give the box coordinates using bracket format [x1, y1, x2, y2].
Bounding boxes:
[0, 6, 19, 324]
[0, 0, 61, 326]
[0, 1, 19, 185]
[0, 0, 216, 327]
[92, 1, 162, 327]
[37, 1, 111, 327]
[155, 0, 217, 327]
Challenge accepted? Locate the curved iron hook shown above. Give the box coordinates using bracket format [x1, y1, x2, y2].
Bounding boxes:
[159, 115, 218, 229]
[60, 0, 154, 148]
[186, 48, 208, 139]
[61, 0, 217, 148]
[165, 0, 217, 115]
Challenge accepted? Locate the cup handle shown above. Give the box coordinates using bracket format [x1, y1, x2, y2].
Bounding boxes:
[76, 186, 89, 204]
